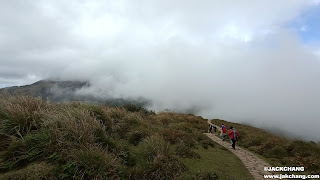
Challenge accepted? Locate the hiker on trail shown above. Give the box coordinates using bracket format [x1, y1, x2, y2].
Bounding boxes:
[213, 126, 217, 133]
[208, 124, 213, 133]
[228, 126, 239, 150]
[221, 124, 227, 141]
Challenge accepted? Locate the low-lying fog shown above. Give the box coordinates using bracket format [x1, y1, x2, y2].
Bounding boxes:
[1, 1, 319, 141]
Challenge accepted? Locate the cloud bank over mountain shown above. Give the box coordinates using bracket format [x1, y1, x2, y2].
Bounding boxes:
[1, 0, 320, 140]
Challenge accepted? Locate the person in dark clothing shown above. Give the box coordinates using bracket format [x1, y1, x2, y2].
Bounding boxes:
[208, 124, 213, 133]
[213, 126, 217, 133]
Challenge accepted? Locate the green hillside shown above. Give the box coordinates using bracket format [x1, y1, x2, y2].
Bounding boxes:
[212, 119, 320, 174]
[0, 96, 252, 180]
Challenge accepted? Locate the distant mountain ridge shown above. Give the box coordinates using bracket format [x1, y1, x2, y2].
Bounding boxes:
[0, 80, 88, 101]
[0, 80, 150, 107]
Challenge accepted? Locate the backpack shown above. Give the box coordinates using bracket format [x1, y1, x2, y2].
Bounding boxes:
[222, 126, 227, 133]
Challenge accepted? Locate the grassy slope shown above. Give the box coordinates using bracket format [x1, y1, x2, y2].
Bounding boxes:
[181, 145, 254, 180]
[212, 119, 320, 174]
[0, 96, 253, 180]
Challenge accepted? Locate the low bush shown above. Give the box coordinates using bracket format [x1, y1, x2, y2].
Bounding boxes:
[0, 162, 55, 180]
[0, 133, 10, 151]
[133, 136, 185, 179]
[265, 146, 288, 158]
[69, 146, 120, 179]
[0, 96, 48, 137]
[162, 128, 195, 147]
[175, 143, 200, 158]
[128, 129, 149, 146]
[94, 128, 117, 150]
[122, 104, 155, 116]
[0, 132, 50, 171]
[196, 133, 215, 149]
[45, 107, 104, 149]
[186, 170, 219, 180]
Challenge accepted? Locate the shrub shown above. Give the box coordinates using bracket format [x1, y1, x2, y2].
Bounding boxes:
[122, 104, 155, 116]
[70, 146, 121, 179]
[265, 146, 288, 158]
[162, 128, 196, 147]
[100, 107, 128, 137]
[54, 146, 121, 179]
[44, 107, 104, 149]
[101, 107, 126, 124]
[133, 135, 185, 179]
[94, 128, 117, 150]
[111, 112, 152, 140]
[0, 96, 48, 137]
[156, 115, 172, 126]
[112, 140, 136, 167]
[83, 105, 113, 130]
[169, 122, 194, 133]
[0, 132, 50, 171]
[135, 136, 171, 163]
[0, 133, 11, 151]
[128, 130, 149, 146]
[287, 140, 315, 157]
[175, 143, 200, 159]
[196, 133, 215, 149]
[0, 162, 55, 180]
[124, 113, 141, 126]
[187, 170, 219, 180]
[246, 136, 264, 147]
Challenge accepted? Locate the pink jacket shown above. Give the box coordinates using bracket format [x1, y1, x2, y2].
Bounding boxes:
[228, 129, 239, 140]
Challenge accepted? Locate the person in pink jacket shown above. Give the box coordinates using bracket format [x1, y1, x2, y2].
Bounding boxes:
[228, 126, 239, 150]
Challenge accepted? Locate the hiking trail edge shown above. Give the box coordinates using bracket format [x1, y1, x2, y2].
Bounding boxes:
[205, 119, 282, 180]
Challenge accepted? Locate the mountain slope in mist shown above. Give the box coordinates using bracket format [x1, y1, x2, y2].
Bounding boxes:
[0, 80, 150, 107]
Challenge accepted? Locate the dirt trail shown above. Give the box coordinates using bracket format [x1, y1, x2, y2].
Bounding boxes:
[205, 119, 281, 180]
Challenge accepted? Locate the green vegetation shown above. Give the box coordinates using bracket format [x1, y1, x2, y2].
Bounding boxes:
[0, 96, 253, 179]
[0, 162, 54, 180]
[212, 119, 320, 174]
[181, 145, 254, 180]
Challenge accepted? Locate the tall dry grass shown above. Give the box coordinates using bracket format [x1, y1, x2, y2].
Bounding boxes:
[0, 96, 211, 179]
[0, 96, 48, 137]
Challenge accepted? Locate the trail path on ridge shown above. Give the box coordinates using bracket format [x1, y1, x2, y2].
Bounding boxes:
[205, 119, 280, 180]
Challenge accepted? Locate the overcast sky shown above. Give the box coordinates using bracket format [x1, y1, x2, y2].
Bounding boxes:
[1, 0, 320, 140]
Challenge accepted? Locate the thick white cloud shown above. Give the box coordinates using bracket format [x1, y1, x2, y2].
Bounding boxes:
[0, 0, 320, 140]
